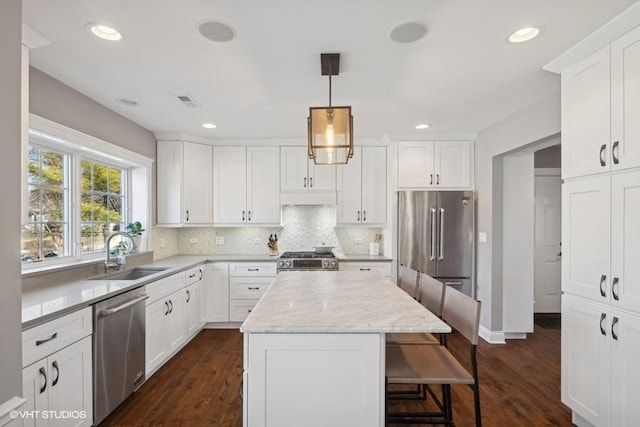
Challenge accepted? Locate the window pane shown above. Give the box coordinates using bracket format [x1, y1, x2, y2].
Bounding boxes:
[42, 223, 64, 258]
[81, 160, 92, 191]
[41, 151, 64, 186]
[41, 186, 65, 221]
[27, 146, 42, 185]
[27, 185, 41, 222]
[21, 225, 40, 263]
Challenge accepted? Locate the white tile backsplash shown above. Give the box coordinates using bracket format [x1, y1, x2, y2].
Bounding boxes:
[153, 206, 383, 256]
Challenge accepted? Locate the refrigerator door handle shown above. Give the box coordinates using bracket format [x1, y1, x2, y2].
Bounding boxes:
[430, 207, 437, 260]
[438, 208, 445, 260]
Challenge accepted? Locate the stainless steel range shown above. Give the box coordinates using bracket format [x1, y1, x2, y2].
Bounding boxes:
[277, 251, 339, 272]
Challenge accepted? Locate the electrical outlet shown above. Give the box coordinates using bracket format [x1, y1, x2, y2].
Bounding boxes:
[215, 236, 224, 245]
[478, 232, 487, 243]
[253, 238, 262, 244]
[354, 237, 364, 244]
[160, 238, 166, 248]
[189, 237, 198, 244]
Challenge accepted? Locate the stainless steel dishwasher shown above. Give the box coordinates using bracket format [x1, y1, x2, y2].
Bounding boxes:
[93, 287, 148, 425]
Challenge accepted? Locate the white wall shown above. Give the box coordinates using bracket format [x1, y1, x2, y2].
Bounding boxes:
[475, 89, 560, 340]
[501, 151, 534, 334]
[0, 0, 24, 404]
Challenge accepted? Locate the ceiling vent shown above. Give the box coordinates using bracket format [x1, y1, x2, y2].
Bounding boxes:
[177, 95, 200, 108]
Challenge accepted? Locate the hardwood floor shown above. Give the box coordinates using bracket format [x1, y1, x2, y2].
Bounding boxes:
[101, 326, 571, 426]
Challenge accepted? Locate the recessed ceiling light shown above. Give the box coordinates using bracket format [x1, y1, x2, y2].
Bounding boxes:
[415, 123, 430, 130]
[390, 22, 427, 43]
[87, 23, 122, 41]
[118, 98, 138, 106]
[199, 21, 235, 42]
[202, 123, 217, 129]
[508, 26, 540, 43]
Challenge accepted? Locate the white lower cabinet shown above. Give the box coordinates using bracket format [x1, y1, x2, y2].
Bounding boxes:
[204, 263, 230, 322]
[184, 281, 201, 338]
[228, 262, 275, 322]
[339, 261, 392, 279]
[21, 336, 92, 427]
[562, 294, 640, 426]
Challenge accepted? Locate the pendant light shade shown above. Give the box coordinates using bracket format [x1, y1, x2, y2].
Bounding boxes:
[308, 53, 354, 165]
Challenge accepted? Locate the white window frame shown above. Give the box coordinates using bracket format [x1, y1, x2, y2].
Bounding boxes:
[23, 114, 153, 271]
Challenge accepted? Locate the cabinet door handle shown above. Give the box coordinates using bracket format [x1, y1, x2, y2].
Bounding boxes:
[304, 177, 307, 188]
[242, 210, 245, 221]
[599, 144, 607, 167]
[436, 174, 440, 185]
[186, 210, 190, 221]
[612, 316, 619, 340]
[39, 367, 47, 394]
[199, 269, 203, 281]
[430, 174, 433, 185]
[363, 211, 366, 221]
[165, 301, 170, 315]
[36, 332, 58, 346]
[248, 287, 260, 290]
[612, 141, 620, 165]
[169, 300, 173, 314]
[52, 361, 60, 387]
[357, 210, 360, 221]
[600, 274, 607, 298]
[600, 313, 607, 336]
[612, 277, 620, 301]
[248, 210, 252, 221]
[186, 290, 191, 303]
[309, 177, 313, 187]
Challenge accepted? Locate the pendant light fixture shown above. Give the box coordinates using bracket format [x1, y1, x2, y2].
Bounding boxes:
[308, 53, 354, 165]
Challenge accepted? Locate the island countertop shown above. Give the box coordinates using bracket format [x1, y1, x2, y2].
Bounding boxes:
[240, 270, 451, 334]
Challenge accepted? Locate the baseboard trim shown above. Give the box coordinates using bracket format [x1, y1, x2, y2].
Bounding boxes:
[504, 332, 528, 340]
[204, 322, 242, 329]
[0, 396, 27, 427]
[479, 325, 506, 344]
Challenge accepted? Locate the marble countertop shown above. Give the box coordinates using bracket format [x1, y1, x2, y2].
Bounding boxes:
[240, 271, 450, 334]
[22, 254, 279, 329]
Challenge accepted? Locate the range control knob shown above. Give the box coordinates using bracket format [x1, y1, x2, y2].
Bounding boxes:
[285, 260, 293, 268]
[330, 260, 338, 267]
[322, 259, 330, 268]
[277, 260, 285, 268]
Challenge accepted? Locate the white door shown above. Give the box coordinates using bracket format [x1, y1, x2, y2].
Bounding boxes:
[611, 170, 640, 313]
[247, 147, 280, 224]
[48, 336, 92, 427]
[166, 290, 185, 354]
[280, 147, 308, 191]
[534, 174, 562, 313]
[308, 160, 336, 190]
[204, 263, 230, 323]
[213, 147, 247, 224]
[561, 295, 611, 427]
[612, 25, 640, 171]
[336, 147, 362, 225]
[361, 146, 387, 225]
[435, 141, 471, 188]
[610, 309, 640, 427]
[562, 176, 611, 303]
[397, 142, 435, 188]
[22, 362, 49, 427]
[145, 299, 168, 375]
[156, 141, 183, 224]
[561, 45, 611, 179]
[183, 142, 213, 224]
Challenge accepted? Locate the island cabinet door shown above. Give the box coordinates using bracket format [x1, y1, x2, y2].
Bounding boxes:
[244, 333, 384, 427]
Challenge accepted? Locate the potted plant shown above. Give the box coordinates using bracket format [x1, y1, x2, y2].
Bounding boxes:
[125, 221, 145, 252]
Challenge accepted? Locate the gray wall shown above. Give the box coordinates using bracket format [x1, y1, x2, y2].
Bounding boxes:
[0, 0, 24, 403]
[474, 89, 561, 336]
[29, 67, 158, 223]
[534, 144, 561, 168]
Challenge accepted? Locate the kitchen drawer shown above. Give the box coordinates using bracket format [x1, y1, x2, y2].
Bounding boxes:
[230, 299, 259, 322]
[229, 262, 277, 277]
[22, 306, 92, 367]
[230, 277, 273, 300]
[185, 265, 204, 285]
[339, 262, 392, 277]
[146, 272, 185, 305]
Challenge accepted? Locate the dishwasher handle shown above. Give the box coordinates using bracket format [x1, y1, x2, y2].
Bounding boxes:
[99, 294, 149, 317]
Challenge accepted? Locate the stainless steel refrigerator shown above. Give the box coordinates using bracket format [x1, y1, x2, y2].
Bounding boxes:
[398, 191, 475, 297]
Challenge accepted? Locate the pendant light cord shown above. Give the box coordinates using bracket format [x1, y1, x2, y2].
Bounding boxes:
[328, 72, 332, 107]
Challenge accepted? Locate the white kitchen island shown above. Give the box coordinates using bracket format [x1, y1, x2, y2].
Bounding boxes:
[240, 270, 451, 427]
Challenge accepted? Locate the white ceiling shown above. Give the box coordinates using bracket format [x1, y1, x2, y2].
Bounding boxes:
[22, 0, 639, 140]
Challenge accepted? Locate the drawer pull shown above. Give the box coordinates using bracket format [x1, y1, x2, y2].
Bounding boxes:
[189, 273, 196, 279]
[248, 309, 252, 313]
[444, 281, 463, 286]
[248, 287, 260, 290]
[248, 268, 259, 272]
[360, 268, 371, 271]
[36, 332, 58, 346]
[52, 361, 60, 386]
[39, 367, 47, 394]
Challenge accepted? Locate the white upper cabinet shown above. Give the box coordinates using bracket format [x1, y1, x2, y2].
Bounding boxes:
[280, 146, 336, 191]
[562, 46, 611, 179]
[214, 146, 280, 225]
[563, 28, 640, 179]
[611, 26, 640, 172]
[337, 146, 387, 225]
[397, 141, 472, 189]
[157, 140, 213, 225]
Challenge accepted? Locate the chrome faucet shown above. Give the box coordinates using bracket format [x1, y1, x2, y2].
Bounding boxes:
[105, 231, 137, 273]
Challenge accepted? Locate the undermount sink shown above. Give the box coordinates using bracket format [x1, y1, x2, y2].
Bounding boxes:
[90, 267, 170, 281]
